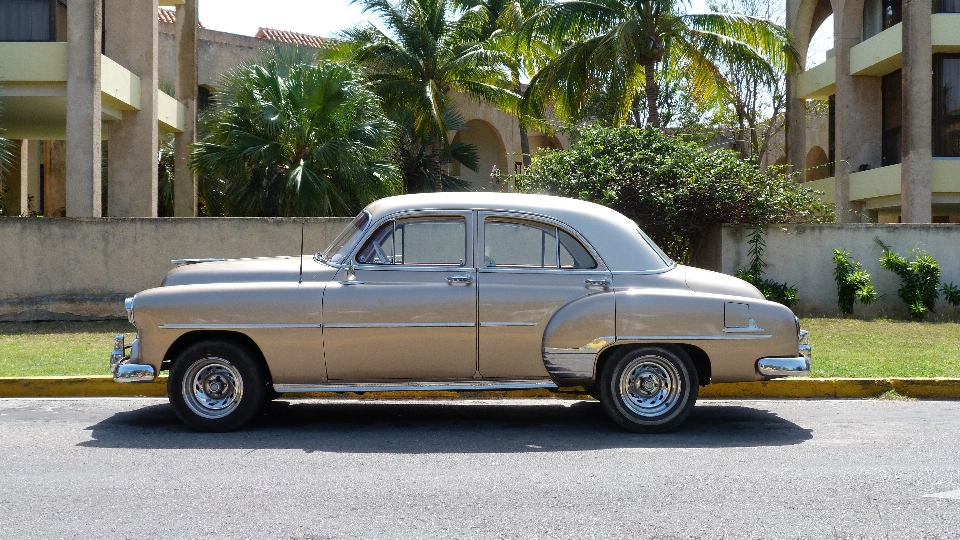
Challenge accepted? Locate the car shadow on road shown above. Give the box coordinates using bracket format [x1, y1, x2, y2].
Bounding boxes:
[80, 399, 812, 453]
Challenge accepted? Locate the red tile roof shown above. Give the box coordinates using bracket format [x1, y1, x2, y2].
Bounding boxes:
[255, 27, 326, 48]
[158, 8, 204, 28]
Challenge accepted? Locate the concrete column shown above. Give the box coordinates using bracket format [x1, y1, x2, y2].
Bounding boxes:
[43, 140, 67, 217]
[784, 0, 807, 180]
[901, 0, 933, 223]
[65, 0, 103, 218]
[105, 0, 159, 217]
[785, 72, 807, 180]
[174, 0, 198, 216]
[25, 140, 41, 214]
[833, 8, 884, 223]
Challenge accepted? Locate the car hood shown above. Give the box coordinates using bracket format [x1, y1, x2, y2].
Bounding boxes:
[681, 265, 765, 300]
[161, 256, 339, 287]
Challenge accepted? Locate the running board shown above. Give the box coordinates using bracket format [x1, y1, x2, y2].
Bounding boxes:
[273, 380, 559, 394]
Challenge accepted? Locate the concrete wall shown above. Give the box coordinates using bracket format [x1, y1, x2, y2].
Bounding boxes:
[0, 217, 351, 320]
[159, 23, 266, 89]
[721, 224, 960, 319]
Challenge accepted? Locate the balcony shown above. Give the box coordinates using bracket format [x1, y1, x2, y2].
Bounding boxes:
[803, 160, 960, 207]
[0, 42, 184, 140]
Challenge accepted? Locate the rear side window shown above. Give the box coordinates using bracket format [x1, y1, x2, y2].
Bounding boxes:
[356, 217, 466, 266]
[484, 219, 597, 269]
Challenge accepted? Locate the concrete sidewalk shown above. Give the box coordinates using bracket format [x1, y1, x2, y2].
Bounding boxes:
[1, 376, 959, 399]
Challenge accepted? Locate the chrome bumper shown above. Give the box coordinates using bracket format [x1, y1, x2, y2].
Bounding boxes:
[109, 335, 155, 382]
[757, 329, 811, 377]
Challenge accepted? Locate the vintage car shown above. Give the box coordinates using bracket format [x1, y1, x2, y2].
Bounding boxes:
[110, 193, 810, 433]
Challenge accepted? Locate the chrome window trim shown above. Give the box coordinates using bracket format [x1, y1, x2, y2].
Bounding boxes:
[324, 322, 475, 329]
[350, 210, 474, 269]
[351, 264, 477, 273]
[316, 210, 373, 266]
[273, 379, 559, 393]
[618, 334, 772, 341]
[159, 323, 322, 329]
[478, 211, 610, 272]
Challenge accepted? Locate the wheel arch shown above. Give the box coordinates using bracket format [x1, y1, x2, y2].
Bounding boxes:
[163, 331, 271, 382]
[595, 342, 711, 387]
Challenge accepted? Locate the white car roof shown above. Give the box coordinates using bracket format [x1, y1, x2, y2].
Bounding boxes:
[363, 193, 672, 272]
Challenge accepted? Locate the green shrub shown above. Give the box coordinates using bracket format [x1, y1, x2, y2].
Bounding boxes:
[516, 126, 833, 263]
[832, 249, 877, 315]
[733, 227, 799, 307]
[876, 238, 943, 320]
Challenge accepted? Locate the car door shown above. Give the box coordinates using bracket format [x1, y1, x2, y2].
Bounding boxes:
[477, 213, 615, 378]
[322, 212, 478, 380]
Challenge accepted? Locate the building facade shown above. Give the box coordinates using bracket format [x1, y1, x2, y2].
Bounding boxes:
[787, 0, 960, 223]
[1, 1, 562, 218]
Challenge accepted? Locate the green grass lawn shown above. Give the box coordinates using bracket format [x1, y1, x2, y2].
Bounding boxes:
[802, 318, 960, 378]
[0, 320, 135, 377]
[0, 318, 958, 378]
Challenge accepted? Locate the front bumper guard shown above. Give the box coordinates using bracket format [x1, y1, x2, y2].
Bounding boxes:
[109, 335, 155, 383]
[757, 329, 812, 377]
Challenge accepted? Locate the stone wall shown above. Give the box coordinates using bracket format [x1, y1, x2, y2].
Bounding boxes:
[5, 218, 959, 321]
[721, 224, 960, 319]
[0, 217, 351, 320]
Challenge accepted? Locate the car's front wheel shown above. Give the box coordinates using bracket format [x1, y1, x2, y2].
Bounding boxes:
[168, 340, 266, 432]
[598, 345, 698, 433]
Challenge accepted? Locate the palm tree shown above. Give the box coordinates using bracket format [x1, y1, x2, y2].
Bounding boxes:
[341, 0, 517, 190]
[454, 0, 555, 168]
[191, 46, 401, 216]
[522, 0, 798, 129]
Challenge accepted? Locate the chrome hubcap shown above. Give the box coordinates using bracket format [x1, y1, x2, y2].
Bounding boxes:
[182, 357, 243, 419]
[618, 355, 683, 417]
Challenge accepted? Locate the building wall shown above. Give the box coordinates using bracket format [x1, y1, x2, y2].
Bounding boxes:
[158, 23, 266, 89]
[0, 217, 351, 320]
[721, 224, 960, 319]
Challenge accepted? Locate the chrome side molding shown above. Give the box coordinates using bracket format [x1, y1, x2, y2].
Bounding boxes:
[273, 379, 559, 393]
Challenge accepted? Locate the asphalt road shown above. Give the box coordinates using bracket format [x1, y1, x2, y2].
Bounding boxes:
[1, 397, 958, 539]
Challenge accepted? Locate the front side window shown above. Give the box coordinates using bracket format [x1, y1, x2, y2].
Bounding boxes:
[356, 217, 466, 266]
[321, 211, 370, 264]
[483, 219, 597, 269]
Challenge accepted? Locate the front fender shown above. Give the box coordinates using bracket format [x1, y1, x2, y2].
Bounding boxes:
[131, 282, 326, 384]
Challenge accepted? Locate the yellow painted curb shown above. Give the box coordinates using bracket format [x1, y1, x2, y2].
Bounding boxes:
[1, 376, 959, 399]
[0, 376, 167, 398]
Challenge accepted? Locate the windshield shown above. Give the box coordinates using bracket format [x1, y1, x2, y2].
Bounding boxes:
[319, 211, 371, 264]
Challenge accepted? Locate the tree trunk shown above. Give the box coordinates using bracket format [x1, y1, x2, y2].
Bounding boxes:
[644, 59, 660, 129]
[513, 73, 532, 170]
[431, 138, 443, 192]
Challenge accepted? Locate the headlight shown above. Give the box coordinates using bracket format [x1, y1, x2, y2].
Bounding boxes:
[124, 296, 135, 325]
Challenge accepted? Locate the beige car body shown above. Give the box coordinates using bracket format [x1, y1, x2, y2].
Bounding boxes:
[116, 192, 808, 394]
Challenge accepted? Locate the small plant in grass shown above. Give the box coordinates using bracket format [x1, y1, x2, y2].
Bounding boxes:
[876, 238, 943, 320]
[735, 227, 799, 307]
[832, 249, 878, 315]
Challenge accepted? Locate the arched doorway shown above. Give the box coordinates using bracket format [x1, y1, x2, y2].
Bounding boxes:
[805, 146, 830, 181]
[451, 120, 508, 192]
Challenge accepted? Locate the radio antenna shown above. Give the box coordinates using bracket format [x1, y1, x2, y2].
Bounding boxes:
[298, 220, 305, 284]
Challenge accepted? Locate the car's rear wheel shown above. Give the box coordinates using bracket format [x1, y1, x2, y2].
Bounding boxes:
[598, 345, 698, 433]
[168, 340, 266, 432]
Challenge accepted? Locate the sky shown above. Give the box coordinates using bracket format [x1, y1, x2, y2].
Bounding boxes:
[197, 0, 712, 38]
[196, 0, 837, 72]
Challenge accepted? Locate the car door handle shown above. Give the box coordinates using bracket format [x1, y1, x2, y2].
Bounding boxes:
[447, 275, 473, 285]
[584, 278, 611, 287]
